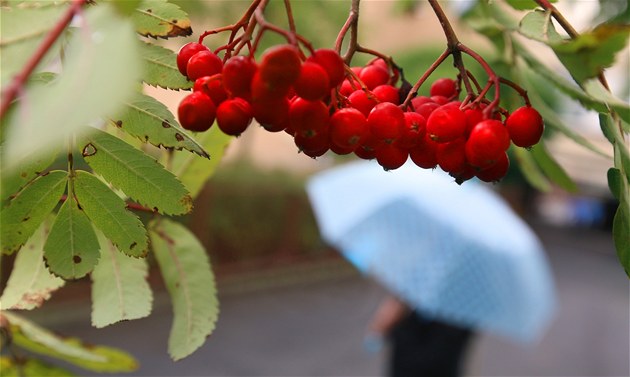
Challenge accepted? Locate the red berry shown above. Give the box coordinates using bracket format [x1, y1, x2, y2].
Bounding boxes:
[216, 98, 253, 136]
[476, 152, 510, 182]
[259, 44, 302, 87]
[359, 65, 390, 90]
[409, 135, 438, 169]
[329, 142, 355, 155]
[193, 75, 228, 106]
[415, 102, 440, 120]
[373, 85, 400, 104]
[464, 107, 483, 137]
[294, 62, 330, 100]
[330, 107, 368, 149]
[253, 96, 290, 131]
[430, 78, 457, 98]
[411, 96, 433, 110]
[398, 112, 426, 149]
[308, 49, 346, 88]
[251, 71, 290, 100]
[294, 128, 330, 156]
[430, 95, 449, 105]
[436, 138, 467, 174]
[186, 50, 223, 81]
[339, 79, 356, 96]
[367, 102, 406, 143]
[289, 98, 330, 136]
[348, 90, 378, 117]
[178, 92, 216, 132]
[375, 143, 408, 171]
[426, 104, 467, 143]
[222, 55, 257, 98]
[505, 106, 544, 148]
[354, 131, 382, 160]
[177, 42, 209, 76]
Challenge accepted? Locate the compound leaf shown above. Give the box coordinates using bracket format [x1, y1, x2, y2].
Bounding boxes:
[132, 0, 192, 39]
[169, 126, 232, 198]
[81, 128, 193, 216]
[0, 219, 65, 310]
[530, 142, 578, 193]
[149, 218, 218, 361]
[139, 42, 192, 89]
[43, 197, 100, 280]
[1, 171, 67, 255]
[91, 232, 153, 328]
[74, 170, 148, 257]
[5, 312, 138, 373]
[112, 92, 208, 158]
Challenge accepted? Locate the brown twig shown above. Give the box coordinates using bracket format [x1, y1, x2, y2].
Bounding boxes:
[0, 0, 88, 120]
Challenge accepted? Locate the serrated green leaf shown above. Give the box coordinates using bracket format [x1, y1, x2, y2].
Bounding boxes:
[132, 0, 192, 38]
[518, 10, 564, 44]
[0, 356, 76, 377]
[149, 218, 218, 361]
[2, 4, 142, 170]
[1, 149, 58, 206]
[552, 24, 630, 84]
[608, 167, 622, 201]
[112, 92, 207, 157]
[43, 197, 100, 279]
[81, 128, 193, 215]
[1, 171, 67, 255]
[0, 219, 65, 310]
[613, 193, 630, 277]
[513, 147, 552, 192]
[530, 142, 578, 193]
[5, 311, 138, 373]
[139, 42, 192, 89]
[169, 126, 232, 198]
[91, 231, 153, 328]
[74, 170, 148, 257]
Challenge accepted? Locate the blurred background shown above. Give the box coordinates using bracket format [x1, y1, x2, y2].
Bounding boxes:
[5, 1, 629, 376]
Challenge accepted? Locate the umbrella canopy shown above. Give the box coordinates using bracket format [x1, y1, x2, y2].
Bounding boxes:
[307, 160, 556, 343]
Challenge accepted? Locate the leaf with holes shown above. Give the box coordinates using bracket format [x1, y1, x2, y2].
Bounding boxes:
[111, 92, 208, 158]
[1, 171, 67, 255]
[149, 218, 218, 361]
[132, 0, 192, 39]
[43, 198, 100, 280]
[139, 42, 192, 89]
[5, 311, 138, 372]
[81, 128, 193, 215]
[74, 170, 148, 257]
[0, 219, 65, 310]
[91, 231, 153, 328]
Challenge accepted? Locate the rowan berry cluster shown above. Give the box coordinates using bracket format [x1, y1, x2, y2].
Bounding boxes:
[176, 41, 543, 183]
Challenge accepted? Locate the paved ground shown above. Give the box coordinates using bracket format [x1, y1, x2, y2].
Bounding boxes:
[24, 221, 629, 377]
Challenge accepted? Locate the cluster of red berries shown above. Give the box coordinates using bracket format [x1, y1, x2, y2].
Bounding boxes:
[176, 42, 544, 183]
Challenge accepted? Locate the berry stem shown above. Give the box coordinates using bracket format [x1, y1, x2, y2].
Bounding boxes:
[335, 0, 361, 63]
[0, 0, 88, 121]
[400, 48, 450, 109]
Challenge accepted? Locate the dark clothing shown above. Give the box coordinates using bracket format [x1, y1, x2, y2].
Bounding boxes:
[388, 312, 474, 377]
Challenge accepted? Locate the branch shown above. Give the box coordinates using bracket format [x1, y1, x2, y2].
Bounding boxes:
[0, 0, 88, 120]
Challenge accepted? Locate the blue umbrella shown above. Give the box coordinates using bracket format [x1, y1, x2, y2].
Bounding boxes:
[307, 160, 556, 343]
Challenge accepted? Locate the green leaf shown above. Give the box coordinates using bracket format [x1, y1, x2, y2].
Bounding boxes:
[91, 231, 153, 328]
[530, 142, 578, 193]
[552, 24, 630, 83]
[1, 149, 58, 206]
[2, 4, 142, 170]
[506, 0, 556, 10]
[104, 0, 143, 15]
[0, 356, 76, 377]
[613, 194, 630, 277]
[584, 80, 630, 124]
[43, 197, 100, 279]
[599, 113, 617, 144]
[81, 128, 193, 215]
[0, 218, 65, 310]
[74, 170, 148, 257]
[1, 171, 67, 255]
[518, 10, 564, 44]
[513, 147, 552, 192]
[149, 219, 218, 361]
[132, 0, 192, 38]
[608, 167, 623, 201]
[169, 126, 232, 198]
[5, 312, 138, 373]
[139, 42, 192, 89]
[112, 92, 208, 157]
[0, 2, 67, 86]
[616, 138, 630, 183]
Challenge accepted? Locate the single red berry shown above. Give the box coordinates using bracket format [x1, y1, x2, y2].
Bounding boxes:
[308, 49, 346, 88]
[294, 128, 330, 157]
[289, 98, 330, 136]
[329, 141, 355, 155]
[373, 85, 400, 104]
[430, 78, 457, 98]
[252, 96, 290, 131]
[430, 95, 449, 105]
[348, 90, 378, 117]
[359, 65, 390, 90]
[398, 112, 426, 149]
[476, 152, 510, 182]
[193, 75, 228, 106]
[370, 59, 398, 84]
[177, 42, 209, 76]
[409, 135, 438, 169]
[505, 106, 544, 148]
[294, 62, 331, 101]
[339, 79, 356, 96]
[367, 102, 406, 143]
[186, 50, 223, 81]
[464, 107, 484, 137]
[178, 92, 216, 132]
[415, 102, 440, 120]
[426, 104, 467, 143]
[465, 119, 510, 168]
[251, 71, 290, 101]
[259, 44, 302, 87]
[375, 143, 408, 171]
[354, 131, 382, 160]
[436, 138, 467, 174]
[222, 55, 257, 98]
[330, 107, 368, 149]
[216, 98, 253, 136]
